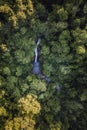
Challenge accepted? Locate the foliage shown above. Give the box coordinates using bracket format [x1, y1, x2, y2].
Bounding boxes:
[18, 94, 41, 115]
[0, 0, 34, 27]
[0, 0, 87, 130]
[5, 94, 41, 130]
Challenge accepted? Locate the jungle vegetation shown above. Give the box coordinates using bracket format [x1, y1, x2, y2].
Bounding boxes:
[0, 0, 87, 130]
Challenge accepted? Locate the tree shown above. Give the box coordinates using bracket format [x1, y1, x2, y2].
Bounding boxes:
[0, 0, 87, 130]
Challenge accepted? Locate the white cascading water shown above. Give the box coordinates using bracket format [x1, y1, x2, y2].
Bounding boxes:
[34, 48, 38, 62]
[34, 38, 41, 62]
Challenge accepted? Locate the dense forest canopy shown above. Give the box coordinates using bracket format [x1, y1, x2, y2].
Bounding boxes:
[0, 0, 87, 130]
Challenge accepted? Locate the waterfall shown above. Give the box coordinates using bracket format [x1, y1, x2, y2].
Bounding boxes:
[32, 35, 61, 86]
[34, 38, 41, 63]
[36, 38, 41, 46]
[32, 35, 51, 82]
[34, 48, 38, 63]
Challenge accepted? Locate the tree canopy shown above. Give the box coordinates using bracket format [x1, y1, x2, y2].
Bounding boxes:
[0, 0, 87, 130]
